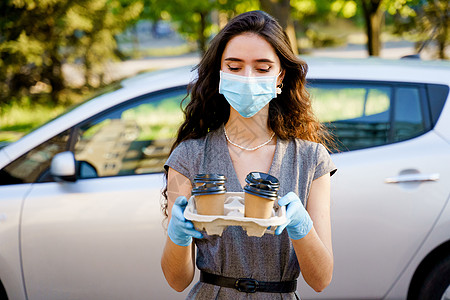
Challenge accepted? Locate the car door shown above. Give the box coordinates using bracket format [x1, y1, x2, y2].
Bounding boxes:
[20, 87, 193, 300]
[298, 81, 450, 299]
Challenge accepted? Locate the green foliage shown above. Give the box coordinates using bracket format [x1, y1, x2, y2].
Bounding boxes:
[330, 0, 358, 18]
[324, 0, 417, 20]
[0, 0, 143, 107]
[305, 0, 421, 56]
[291, 0, 358, 24]
[390, 0, 449, 59]
[143, 0, 258, 54]
[383, 0, 418, 17]
[291, 0, 360, 50]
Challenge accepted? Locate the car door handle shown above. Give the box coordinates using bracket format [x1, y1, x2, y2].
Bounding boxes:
[385, 173, 440, 184]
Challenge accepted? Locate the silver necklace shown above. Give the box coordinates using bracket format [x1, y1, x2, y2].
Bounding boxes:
[224, 128, 275, 151]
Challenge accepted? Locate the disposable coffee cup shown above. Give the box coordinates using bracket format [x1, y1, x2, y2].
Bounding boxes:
[244, 172, 279, 219]
[192, 174, 227, 215]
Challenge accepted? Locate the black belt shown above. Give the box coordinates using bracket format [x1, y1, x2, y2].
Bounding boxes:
[200, 271, 297, 293]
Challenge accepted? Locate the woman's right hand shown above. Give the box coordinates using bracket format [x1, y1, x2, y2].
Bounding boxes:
[168, 196, 203, 246]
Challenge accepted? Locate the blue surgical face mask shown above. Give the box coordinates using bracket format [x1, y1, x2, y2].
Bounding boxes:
[219, 70, 282, 118]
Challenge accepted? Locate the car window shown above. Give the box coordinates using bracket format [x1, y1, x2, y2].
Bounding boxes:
[0, 130, 71, 185]
[427, 84, 449, 125]
[393, 87, 424, 142]
[310, 82, 391, 151]
[310, 81, 429, 152]
[74, 88, 187, 179]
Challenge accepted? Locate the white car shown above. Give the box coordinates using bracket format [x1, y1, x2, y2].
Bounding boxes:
[0, 58, 449, 300]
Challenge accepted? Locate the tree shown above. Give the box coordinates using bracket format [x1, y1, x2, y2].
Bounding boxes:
[402, 0, 449, 59]
[421, 0, 449, 59]
[324, 0, 417, 56]
[69, 0, 143, 87]
[360, 0, 384, 56]
[145, 0, 258, 56]
[290, 0, 355, 51]
[178, 0, 214, 55]
[260, 0, 299, 54]
[0, 0, 73, 105]
[0, 0, 143, 106]
[144, 0, 217, 56]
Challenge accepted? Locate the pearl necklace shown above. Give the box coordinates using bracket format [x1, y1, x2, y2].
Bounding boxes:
[224, 128, 275, 151]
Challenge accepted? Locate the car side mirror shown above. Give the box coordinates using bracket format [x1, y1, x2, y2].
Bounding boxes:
[50, 151, 77, 182]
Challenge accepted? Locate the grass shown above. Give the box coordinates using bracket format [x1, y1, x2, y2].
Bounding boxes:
[0, 88, 99, 143]
[0, 102, 67, 142]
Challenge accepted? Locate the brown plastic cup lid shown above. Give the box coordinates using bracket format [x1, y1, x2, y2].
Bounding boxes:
[245, 172, 280, 189]
[194, 174, 227, 184]
[244, 184, 278, 200]
[192, 182, 226, 195]
[244, 172, 279, 200]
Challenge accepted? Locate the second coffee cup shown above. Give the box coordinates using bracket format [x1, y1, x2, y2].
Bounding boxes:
[244, 172, 280, 219]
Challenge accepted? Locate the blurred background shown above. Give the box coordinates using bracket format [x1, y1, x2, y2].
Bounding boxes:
[0, 0, 449, 143]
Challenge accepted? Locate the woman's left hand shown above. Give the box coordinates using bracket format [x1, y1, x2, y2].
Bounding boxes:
[275, 192, 313, 239]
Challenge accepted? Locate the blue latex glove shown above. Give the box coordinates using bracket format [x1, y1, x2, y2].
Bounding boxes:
[275, 192, 313, 240]
[168, 196, 203, 246]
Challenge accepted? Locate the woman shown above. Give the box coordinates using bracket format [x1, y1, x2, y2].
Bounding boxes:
[161, 10, 336, 299]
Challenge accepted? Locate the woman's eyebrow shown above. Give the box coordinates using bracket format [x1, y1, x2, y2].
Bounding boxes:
[224, 57, 275, 63]
[224, 57, 244, 62]
[254, 58, 275, 63]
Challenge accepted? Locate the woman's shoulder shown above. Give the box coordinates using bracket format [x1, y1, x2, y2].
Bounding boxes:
[173, 127, 222, 153]
[288, 138, 332, 164]
[289, 138, 325, 154]
[177, 128, 220, 146]
[292, 138, 336, 176]
[165, 135, 209, 177]
[177, 136, 206, 149]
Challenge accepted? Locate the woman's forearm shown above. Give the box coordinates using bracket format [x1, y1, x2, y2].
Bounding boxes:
[161, 168, 196, 291]
[292, 227, 333, 292]
[161, 237, 195, 292]
[291, 173, 333, 292]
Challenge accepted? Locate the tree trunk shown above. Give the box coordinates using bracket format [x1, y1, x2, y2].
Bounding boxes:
[43, 32, 65, 105]
[84, 54, 92, 88]
[259, 0, 298, 55]
[436, 0, 449, 59]
[198, 11, 207, 57]
[40, 21, 65, 104]
[48, 55, 64, 104]
[437, 15, 448, 59]
[361, 0, 383, 56]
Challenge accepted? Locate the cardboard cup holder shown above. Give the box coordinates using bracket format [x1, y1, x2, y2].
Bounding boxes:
[184, 192, 287, 237]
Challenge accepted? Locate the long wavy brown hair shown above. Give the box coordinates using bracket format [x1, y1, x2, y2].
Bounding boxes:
[162, 10, 332, 217]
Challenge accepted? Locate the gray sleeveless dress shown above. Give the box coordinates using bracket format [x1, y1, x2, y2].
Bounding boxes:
[165, 126, 336, 299]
